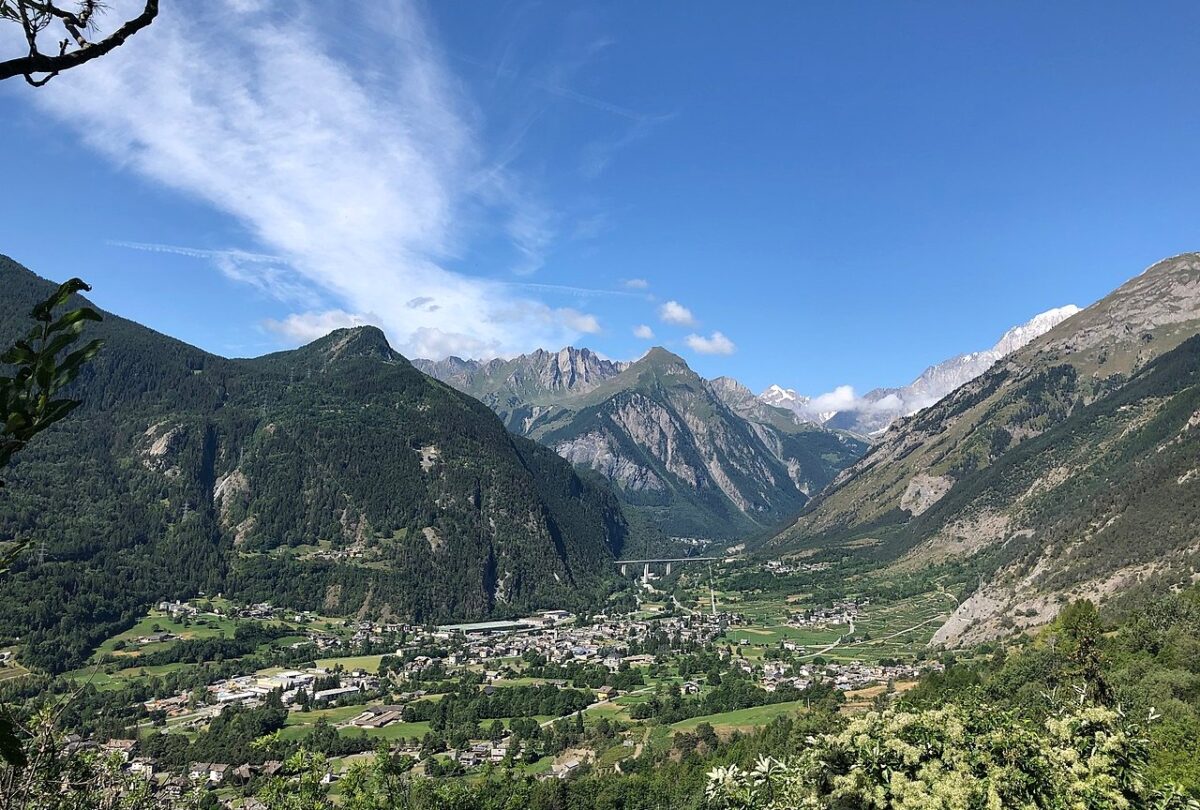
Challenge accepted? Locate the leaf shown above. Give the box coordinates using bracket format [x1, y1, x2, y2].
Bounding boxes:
[0, 538, 30, 576]
[0, 343, 36, 365]
[50, 339, 104, 391]
[29, 278, 92, 322]
[35, 399, 80, 430]
[48, 306, 102, 334]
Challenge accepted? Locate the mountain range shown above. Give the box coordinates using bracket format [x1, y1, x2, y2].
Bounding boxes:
[0, 256, 629, 673]
[769, 253, 1200, 644]
[761, 305, 1082, 435]
[416, 349, 868, 542]
[6, 247, 1200, 669]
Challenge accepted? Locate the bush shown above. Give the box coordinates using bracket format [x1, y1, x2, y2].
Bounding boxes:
[704, 702, 1199, 809]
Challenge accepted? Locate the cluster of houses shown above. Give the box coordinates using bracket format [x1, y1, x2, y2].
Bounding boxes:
[426, 610, 732, 674]
[752, 658, 934, 692]
[763, 559, 832, 575]
[452, 742, 510, 768]
[87, 736, 292, 801]
[785, 599, 865, 629]
[141, 666, 381, 725]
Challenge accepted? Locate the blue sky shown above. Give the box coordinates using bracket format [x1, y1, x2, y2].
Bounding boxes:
[2, 2, 1199, 397]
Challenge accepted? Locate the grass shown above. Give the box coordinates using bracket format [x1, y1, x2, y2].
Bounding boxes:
[316, 654, 385, 674]
[114, 662, 194, 679]
[279, 704, 432, 743]
[351, 720, 431, 740]
[98, 612, 240, 658]
[701, 579, 954, 664]
[515, 755, 555, 775]
[669, 700, 808, 732]
[0, 650, 30, 683]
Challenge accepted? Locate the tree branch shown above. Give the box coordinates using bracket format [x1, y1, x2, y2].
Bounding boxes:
[0, 0, 157, 84]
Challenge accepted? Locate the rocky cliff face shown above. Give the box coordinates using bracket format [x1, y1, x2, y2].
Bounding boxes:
[414, 348, 626, 405]
[421, 346, 866, 541]
[769, 254, 1200, 646]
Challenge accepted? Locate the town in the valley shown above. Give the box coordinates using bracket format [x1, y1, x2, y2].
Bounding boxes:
[5, 557, 953, 805]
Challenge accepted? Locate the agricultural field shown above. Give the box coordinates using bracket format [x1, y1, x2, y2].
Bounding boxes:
[0, 649, 29, 683]
[316, 654, 386, 674]
[98, 612, 240, 657]
[669, 699, 809, 733]
[675, 564, 958, 665]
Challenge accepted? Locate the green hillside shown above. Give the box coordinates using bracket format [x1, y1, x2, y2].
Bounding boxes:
[769, 254, 1200, 643]
[0, 256, 628, 673]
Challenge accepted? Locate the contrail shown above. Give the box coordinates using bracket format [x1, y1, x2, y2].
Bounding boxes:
[107, 240, 286, 264]
[502, 280, 645, 298]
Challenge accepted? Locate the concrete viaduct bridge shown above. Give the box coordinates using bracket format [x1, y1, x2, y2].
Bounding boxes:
[614, 557, 719, 579]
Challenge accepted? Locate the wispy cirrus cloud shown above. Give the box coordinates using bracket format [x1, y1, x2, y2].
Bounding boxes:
[28, 0, 602, 360]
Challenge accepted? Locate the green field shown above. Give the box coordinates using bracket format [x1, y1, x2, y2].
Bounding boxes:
[698, 577, 955, 664]
[99, 612, 241, 657]
[279, 708, 432, 743]
[316, 654, 385, 674]
[669, 700, 808, 732]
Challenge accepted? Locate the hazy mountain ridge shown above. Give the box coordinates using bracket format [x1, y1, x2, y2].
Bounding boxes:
[769, 253, 1200, 644]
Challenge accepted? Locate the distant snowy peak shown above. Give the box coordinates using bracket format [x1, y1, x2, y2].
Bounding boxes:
[760, 384, 808, 407]
[759, 385, 828, 423]
[990, 304, 1081, 356]
[761, 304, 1081, 435]
[758, 385, 840, 425]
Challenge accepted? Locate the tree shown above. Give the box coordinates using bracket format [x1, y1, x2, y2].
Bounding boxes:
[0, 0, 158, 86]
[0, 277, 102, 765]
[0, 710, 203, 810]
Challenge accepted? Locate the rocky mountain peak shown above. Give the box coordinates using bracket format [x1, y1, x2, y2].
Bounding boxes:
[307, 325, 397, 363]
[991, 305, 1081, 355]
[709, 376, 752, 397]
[636, 346, 689, 370]
[1019, 252, 1200, 368]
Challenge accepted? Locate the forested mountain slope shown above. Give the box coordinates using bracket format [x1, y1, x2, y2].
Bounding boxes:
[0, 256, 627, 672]
[769, 253, 1200, 643]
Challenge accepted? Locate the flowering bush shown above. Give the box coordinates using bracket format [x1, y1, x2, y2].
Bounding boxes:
[705, 703, 1199, 809]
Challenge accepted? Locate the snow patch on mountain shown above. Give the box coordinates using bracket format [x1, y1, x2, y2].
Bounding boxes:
[763, 305, 1081, 435]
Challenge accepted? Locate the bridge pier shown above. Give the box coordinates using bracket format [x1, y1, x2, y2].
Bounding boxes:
[620, 563, 627, 576]
[642, 563, 650, 582]
[665, 562, 672, 576]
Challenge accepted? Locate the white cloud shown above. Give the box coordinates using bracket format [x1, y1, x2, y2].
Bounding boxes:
[659, 300, 696, 326]
[624, 278, 650, 290]
[807, 385, 860, 413]
[633, 324, 655, 339]
[558, 309, 601, 334]
[685, 331, 736, 356]
[263, 310, 373, 343]
[27, 0, 597, 360]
